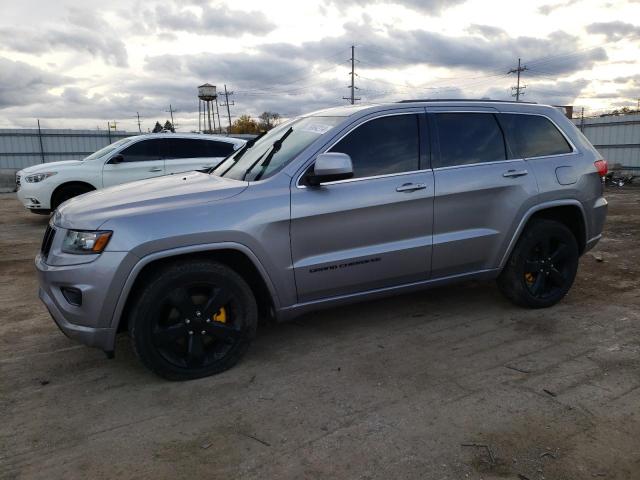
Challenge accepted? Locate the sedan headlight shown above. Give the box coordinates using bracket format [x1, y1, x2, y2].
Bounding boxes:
[62, 230, 112, 254]
[25, 172, 57, 183]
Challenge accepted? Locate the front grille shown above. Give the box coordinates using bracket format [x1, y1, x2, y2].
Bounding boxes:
[41, 225, 56, 258]
[15, 174, 21, 190]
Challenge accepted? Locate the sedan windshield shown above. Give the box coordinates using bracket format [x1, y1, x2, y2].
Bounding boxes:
[83, 137, 132, 161]
[213, 116, 343, 181]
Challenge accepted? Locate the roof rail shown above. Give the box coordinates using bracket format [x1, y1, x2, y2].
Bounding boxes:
[397, 99, 538, 104]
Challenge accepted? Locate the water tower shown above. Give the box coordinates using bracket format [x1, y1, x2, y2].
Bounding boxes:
[198, 84, 222, 133]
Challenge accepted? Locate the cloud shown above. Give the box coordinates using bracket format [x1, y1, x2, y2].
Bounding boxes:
[538, 0, 579, 15]
[586, 21, 640, 41]
[483, 79, 589, 105]
[325, 0, 467, 14]
[612, 74, 640, 84]
[0, 21, 129, 67]
[263, 22, 606, 76]
[144, 51, 333, 91]
[151, 4, 276, 36]
[0, 57, 69, 108]
[466, 24, 507, 39]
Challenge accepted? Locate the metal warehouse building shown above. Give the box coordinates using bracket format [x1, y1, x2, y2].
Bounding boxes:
[574, 113, 640, 171]
[0, 129, 136, 170]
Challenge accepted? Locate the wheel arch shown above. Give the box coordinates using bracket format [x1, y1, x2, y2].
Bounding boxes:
[112, 243, 279, 334]
[500, 200, 587, 269]
[51, 180, 97, 206]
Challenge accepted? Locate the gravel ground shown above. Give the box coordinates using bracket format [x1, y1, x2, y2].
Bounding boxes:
[0, 189, 639, 480]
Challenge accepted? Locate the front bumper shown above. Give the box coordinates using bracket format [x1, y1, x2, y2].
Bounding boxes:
[36, 250, 137, 352]
[39, 287, 116, 350]
[16, 182, 51, 210]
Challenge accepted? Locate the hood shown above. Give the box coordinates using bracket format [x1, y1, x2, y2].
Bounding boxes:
[55, 172, 248, 230]
[19, 160, 84, 174]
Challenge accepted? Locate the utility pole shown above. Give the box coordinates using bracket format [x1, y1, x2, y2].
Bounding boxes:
[136, 112, 142, 133]
[343, 45, 360, 105]
[220, 84, 234, 132]
[37, 119, 45, 164]
[580, 107, 585, 132]
[508, 58, 528, 102]
[214, 97, 222, 134]
[167, 104, 175, 130]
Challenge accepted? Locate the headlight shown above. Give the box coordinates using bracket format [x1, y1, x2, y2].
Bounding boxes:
[62, 230, 112, 254]
[25, 172, 57, 183]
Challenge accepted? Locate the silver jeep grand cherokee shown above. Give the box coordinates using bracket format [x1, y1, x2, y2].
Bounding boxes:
[37, 100, 608, 380]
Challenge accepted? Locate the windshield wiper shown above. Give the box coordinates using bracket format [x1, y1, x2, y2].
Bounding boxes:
[242, 127, 293, 181]
[209, 131, 267, 175]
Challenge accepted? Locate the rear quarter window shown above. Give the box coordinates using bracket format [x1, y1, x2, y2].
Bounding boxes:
[206, 141, 236, 157]
[499, 114, 573, 159]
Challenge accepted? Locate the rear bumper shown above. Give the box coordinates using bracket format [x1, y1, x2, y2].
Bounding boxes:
[585, 196, 608, 252]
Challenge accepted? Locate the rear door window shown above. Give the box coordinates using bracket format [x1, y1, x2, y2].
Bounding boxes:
[329, 114, 420, 178]
[499, 114, 573, 158]
[434, 113, 506, 168]
[167, 139, 207, 158]
[168, 139, 236, 159]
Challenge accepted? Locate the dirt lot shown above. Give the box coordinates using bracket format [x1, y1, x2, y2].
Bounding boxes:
[0, 189, 639, 480]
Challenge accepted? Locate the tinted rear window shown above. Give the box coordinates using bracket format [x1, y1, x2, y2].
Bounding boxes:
[169, 139, 236, 159]
[329, 114, 420, 178]
[434, 113, 506, 167]
[500, 114, 572, 158]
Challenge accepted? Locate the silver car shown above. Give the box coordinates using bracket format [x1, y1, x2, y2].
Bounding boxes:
[37, 100, 608, 380]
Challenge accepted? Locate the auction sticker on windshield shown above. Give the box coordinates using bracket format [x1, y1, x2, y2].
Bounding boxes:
[300, 123, 334, 134]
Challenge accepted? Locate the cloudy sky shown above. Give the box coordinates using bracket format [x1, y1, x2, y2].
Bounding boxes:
[1, 0, 639, 132]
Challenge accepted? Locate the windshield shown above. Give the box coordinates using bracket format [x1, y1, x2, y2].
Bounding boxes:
[83, 137, 132, 161]
[213, 116, 343, 181]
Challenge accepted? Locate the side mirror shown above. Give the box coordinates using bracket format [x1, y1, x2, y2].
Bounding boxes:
[110, 154, 124, 164]
[306, 153, 353, 186]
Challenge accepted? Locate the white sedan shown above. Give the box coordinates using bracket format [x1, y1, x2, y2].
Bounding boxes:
[16, 133, 246, 214]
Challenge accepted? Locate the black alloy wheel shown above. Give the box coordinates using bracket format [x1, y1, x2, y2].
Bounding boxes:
[129, 260, 258, 380]
[498, 219, 579, 308]
[152, 283, 240, 369]
[523, 237, 572, 300]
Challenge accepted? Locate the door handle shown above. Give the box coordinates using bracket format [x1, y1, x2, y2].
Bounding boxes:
[503, 169, 528, 178]
[396, 182, 427, 192]
[148, 168, 163, 172]
[201, 165, 214, 169]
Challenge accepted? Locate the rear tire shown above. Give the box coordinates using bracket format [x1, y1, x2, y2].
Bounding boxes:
[498, 219, 579, 308]
[51, 184, 94, 210]
[129, 260, 257, 381]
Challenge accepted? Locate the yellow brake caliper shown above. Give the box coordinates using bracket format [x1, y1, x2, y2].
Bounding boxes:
[212, 307, 227, 324]
[524, 272, 535, 284]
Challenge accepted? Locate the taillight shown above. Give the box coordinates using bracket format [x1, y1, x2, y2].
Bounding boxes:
[594, 159, 608, 177]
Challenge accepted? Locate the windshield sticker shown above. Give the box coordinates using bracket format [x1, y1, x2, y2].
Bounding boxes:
[300, 123, 333, 135]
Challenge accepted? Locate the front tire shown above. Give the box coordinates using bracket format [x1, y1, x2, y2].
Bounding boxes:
[51, 183, 94, 210]
[129, 260, 258, 380]
[498, 219, 579, 308]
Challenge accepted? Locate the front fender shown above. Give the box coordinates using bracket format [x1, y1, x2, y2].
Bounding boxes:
[109, 242, 280, 331]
